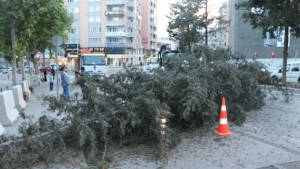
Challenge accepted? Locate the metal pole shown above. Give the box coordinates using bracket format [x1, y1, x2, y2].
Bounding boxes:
[56, 36, 59, 98]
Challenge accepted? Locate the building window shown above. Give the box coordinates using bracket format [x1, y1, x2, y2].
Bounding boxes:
[68, 7, 79, 13]
[108, 38, 121, 42]
[89, 16, 95, 22]
[95, 16, 101, 22]
[89, 6, 94, 12]
[89, 6, 100, 12]
[89, 38, 101, 43]
[89, 27, 101, 32]
[95, 6, 101, 12]
[89, 16, 101, 22]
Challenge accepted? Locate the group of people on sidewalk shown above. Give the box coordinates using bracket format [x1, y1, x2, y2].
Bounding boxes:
[50, 66, 89, 99]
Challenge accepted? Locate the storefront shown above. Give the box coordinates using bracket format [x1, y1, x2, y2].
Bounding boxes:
[107, 55, 130, 67]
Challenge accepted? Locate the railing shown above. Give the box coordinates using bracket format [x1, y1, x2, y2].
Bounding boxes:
[127, 12, 135, 18]
[127, 22, 136, 27]
[106, 0, 125, 5]
[106, 21, 126, 26]
[105, 10, 125, 16]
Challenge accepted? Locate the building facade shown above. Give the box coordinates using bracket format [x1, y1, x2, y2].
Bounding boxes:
[156, 37, 178, 53]
[64, 0, 155, 67]
[140, 0, 157, 58]
[228, 0, 300, 66]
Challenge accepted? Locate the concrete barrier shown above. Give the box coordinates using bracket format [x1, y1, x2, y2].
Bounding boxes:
[16, 74, 23, 81]
[21, 80, 31, 97]
[0, 90, 19, 125]
[0, 124, 4, 136]
[25, 79, 31, 95]
[12, 85, 27, 109]
[0, 74, 8, 80]
[28, 75, 41, 86]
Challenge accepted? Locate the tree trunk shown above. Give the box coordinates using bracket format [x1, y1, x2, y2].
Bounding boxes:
[31, 54, 38, 75]
[42, 50, 46, 66]
[21, 59, 25, 80]
[10, 21, 17, 86]
[27, 58, 33, 75]
[282, 25, 289, 85]
[205, 0, 208, 46]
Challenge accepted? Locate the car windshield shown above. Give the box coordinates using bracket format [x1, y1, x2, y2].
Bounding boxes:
[82, 55, 106, 65]
[150, 59, 157, 64]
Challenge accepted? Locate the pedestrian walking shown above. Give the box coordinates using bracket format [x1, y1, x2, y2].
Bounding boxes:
[51, 67, 55, 80]
[44, 70, 47, 82]
[61, 66, 70, 97]
[80, 67, 89, 100]
[92, 66, 98, 75]
[49, 72, 54, 91]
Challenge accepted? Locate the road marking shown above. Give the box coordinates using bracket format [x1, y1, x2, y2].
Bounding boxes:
[282, 136, 300, 144]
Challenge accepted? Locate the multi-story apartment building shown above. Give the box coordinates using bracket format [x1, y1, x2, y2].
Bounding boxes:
[65, 0, 148, 67]
[141, 0, 157, 58]
[228, 0, 300, 66]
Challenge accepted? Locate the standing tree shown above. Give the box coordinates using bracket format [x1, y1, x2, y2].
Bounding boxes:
[167, 0, 203, 53]
[21, 0, 72, 75]
[0, 0, 26, 85]
[236, 0, 300, 85]
[167, 0, 229, 53]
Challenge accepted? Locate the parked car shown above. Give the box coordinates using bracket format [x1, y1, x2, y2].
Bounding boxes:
[271, 61, 300, 82]
[266, 66, 279, 74]
[143, 65, 154, 75]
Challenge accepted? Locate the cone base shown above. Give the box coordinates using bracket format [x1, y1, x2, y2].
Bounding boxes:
[214, 130, 232, 136]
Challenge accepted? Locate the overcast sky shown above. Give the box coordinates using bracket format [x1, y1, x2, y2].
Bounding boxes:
[157, 0, 226, 38]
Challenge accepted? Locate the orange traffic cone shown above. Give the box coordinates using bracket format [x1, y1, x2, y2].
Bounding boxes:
[214, 97, 232, 136]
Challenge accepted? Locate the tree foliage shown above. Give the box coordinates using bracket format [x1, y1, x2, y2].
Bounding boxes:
[235, 0, 300, 84]
[0, 47, 266, 168]
[167, 0, 228, 52]
[0, 0, 73, 84]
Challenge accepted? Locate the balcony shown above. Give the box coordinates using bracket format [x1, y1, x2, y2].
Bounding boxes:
[127, 12, 135, 18]
[105, 10, 125, 16]
[105, 32, 135, 37]
[151, 46, 155, 49]
[127, 1, 135, 8]
[137, 25, 141, 30]
[106, 0, 125, 5]
[105, 42, 125, 47]
[127, 22, 136, 27]
[106, 21, 125, 26]
[126, 43, 136, 48]
[153, 31, 157, 35]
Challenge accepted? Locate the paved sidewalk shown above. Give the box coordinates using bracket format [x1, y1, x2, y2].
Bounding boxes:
[3, 74, 81, 136]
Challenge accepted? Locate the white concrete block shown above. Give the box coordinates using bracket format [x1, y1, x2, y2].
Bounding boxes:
[12, 85, 27, 109]
[0, 90, 19, 126]
[16, 74, 23, 81]
[28, 75, 41, 86]
[25, 79, 31, 95]
[21, 80, 31, 97]
[0, 74, 8, 80]
[0, 124, 4, 136]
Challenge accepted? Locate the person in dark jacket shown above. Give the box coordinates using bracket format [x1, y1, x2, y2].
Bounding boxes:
[61, 66, 70, 97]
[80, 67, 89, 100]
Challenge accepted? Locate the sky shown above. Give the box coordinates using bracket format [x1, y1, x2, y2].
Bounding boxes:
[157, 0, 226, 38]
